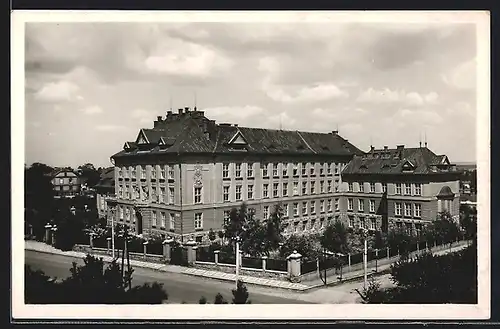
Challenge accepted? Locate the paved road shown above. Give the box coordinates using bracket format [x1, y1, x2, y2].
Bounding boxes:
[25, 250, 313, 304]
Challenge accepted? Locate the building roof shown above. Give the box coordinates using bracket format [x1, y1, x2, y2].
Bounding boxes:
[112, 108, 363, 159]
[342, 145, 458, 176]
[95, 167, 115, 191]
[49, 167, 78, 178]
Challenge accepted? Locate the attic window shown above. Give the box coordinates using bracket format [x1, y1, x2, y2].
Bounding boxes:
[402, 160, 415, 172]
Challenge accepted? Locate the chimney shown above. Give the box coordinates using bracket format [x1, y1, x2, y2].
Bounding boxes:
[178, 108, 183, 114]
[234, 124, 239, 127]
[167, 110, 172, 117]
[331, 130, 338, 135]
[397, 145, 404, 150]
[383, 146, 388, 150]
[370, 146, 375, 152]
[157, 116, 162, 121]
[185, 107, 190, 112]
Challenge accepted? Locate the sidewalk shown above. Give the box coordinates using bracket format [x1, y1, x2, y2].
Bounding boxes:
[24, 240, 309, 291]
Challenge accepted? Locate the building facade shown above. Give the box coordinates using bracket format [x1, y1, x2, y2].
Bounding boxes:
[108, 107, 363, 242]
[51, 169, 81, 198]
[95, 167, 115, 219]
[340, 144, 461, 237]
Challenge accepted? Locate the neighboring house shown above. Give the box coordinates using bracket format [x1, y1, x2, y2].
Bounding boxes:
[108, 107, 363, 242]
[341, 144, 462, 236]
[50, 168, 81, 198]
[95, 167, 115, 219]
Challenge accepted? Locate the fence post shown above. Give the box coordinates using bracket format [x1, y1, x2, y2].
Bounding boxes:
[348, 253, 351, 273]
[386, 247, 390, 259]
[214, 250, 220, 265]
[143, 241, 149, 260]
[162, 237, 174, 262]
[375, 249, 379, 272]
[44, 224, 52, 244]
[262, 256, 268, 272]
[287, 250, 302, 282]
[316, 258, 320, 277]
[184, 238, 197, 266]
[107, 237, 111, 254]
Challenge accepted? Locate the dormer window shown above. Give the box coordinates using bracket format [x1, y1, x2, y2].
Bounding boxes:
[136, 129, 149, 145]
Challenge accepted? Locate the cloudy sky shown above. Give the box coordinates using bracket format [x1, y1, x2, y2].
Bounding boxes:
[24, 19, 477, 168]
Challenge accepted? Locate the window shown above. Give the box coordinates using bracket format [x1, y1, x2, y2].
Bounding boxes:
[125, 208, 130, 221]
[131, 166, 136, 179]
[404, 183, 412, 195]
[302, 182, 307, 195]
[247, 185, 254, 199]
[282, 182, 288, 196]
[369, 200, 376, 213]
[169, 187, 175, 204]
[405, 223, 412, 236]
[262, 163, 269, 177]
[294, 222, 299, 233]
[273, 183, 279, 197]
[327, 180, 332, 193]
[302, 201, 308, 215]
[415, 183, 422, 196]
[293, 182, 298, 195]
[141, 166, 146, 179]
[247, 163, 254, 177]
[310, 164, 315, 176]
[319, 163, 324, 176]
[310, 201, 316, 214]
[382, 183, 387, 193]
[235, 163, 242, 178]
[151, 166, 156, 179]
[415, 223, 422, 236]
[160, 166, 166, 179]
[293, 203, 299, 216]
[310, 181, 316, 194]
[395, 183, 402, 195]
[282, 163, 288, 176]
[348, 216, 354, 227]
[284, 204, 289, 217]
[194, 187, 202, 204]
[335, 164, 340, 175]
[327, 163, 332, 175]
[273, 163, 279, 177]
[358, 199, 364, 212]
[235, 185, 242, 201]
[348, 199, 354, 211]
[194, 213, 203, 229]
[396, 222, 402, 230]
[414, 204, 422, 218]
[320, 200, 325, 213]
[223, 186, 230, 202]
[263, 184, 269, 198]
[169, 213, 175, 229]
[370, 183, 375, 193]
[263, 206, 269, 219]
[301, 163, 307, 176]
[168, 166, 175, 180]
[223, 211, 230, 226]
[59, 178, 64, 184]
[395, 202, 402, 216]
[122, 167, 127, 178]
[118, 168, 123, 179]
[404, 203, 412, 217]
[348, 182, 353, 192]
[359, 182, 364, 193]
[161, 212, 167, 228]
[370, 218, 376, 230]
[152, 211, 157, 227]
[334, 198, 339, 211]
[320, 181, 325, 194]
[120, 207, 124, 219]
[302, 221, 308, 231]
[222, 163, 229, 178]
[292, 163, 299, 176]
[359, 217, 366, 229]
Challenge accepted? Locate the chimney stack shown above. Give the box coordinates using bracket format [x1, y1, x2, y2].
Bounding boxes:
[383, 146, 388, 150]
[331, 130, 338, 135]
[370, 146, 375, 152]
[178, 108, 183, 114]
[157, 116, 162, 121]
[397, 145, 404, 150]
[185, 107, 190, 112]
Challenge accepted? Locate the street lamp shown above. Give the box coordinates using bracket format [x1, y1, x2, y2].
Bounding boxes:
[232, 235, 242, 289]
[360, 228, 369, 290]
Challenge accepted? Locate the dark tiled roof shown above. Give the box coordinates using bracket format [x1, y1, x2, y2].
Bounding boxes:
[437, 186, 454, 197]
[112, 110, 362, 159]
[342, 146, 458, 175]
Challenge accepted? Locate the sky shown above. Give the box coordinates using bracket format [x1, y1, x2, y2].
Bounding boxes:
[24, 19, 478, 168]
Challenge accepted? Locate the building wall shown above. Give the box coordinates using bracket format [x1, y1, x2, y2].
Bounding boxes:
[52, 171, 81, 198]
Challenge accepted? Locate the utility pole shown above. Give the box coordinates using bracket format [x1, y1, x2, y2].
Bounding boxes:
[363, 229, 368, 290]
[235, 237, 240, 289]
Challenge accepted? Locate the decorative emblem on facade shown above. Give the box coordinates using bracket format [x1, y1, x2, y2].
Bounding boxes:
[141, 186, 149, 201]
[193, 164, 203, 188]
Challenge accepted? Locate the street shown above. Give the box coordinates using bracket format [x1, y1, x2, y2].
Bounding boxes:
[25, 250, 313, 304]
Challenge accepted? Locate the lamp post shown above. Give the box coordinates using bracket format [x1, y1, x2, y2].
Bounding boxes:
[361, 228, 369, 290]
[109, 207, 116, 259]
[233, 235, 242, 289]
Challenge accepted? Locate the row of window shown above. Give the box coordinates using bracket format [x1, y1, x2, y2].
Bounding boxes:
[54, 185, 79, 191]
[222, 180, 340, 202]
[222, 162, 345, 179]
[289, 216, 330, 233]
[150, 211, 177, 230]
[346, 198, 422, 218]
[347, 182, 422, 196]
[394, 221, 424, 236]
[117, 184, 175, 204]
[347, 198, 379, 213]
[118, 165, 175, 180]
[56, 178, 77, 185]
[347, 215, 378, 230]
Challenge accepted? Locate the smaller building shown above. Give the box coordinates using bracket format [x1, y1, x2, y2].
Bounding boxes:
[95, 167, 115, 219]
[50, 168, 81, 198]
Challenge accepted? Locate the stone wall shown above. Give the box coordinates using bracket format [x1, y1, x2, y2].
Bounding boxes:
[194, 262, 289, 281]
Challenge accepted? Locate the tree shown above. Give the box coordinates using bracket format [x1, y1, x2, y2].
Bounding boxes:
[387, 227, 415, 259]
[232, 280, 251, 304]
[25, 255, 168, 304]
[427, 211, 461, 247]
[214, 293, 228, 304]
[78, 163, 100, 188]
[208, 229, 216, 242]
[320, 220, 349, 255]
[459, 209, 477, 241]
[262, 204, 286, 253]
[280, 233, 321, 261]
[199, 296, 207, 304]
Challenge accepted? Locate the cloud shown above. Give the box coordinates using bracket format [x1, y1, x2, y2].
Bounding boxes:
[204, 105, 265, 121]
[130, 108, 157, 123]
[395, 108, 444, 126]
[34, 80, 81, 102]
[263, 79, 349, 103]
[356, 88, 439, 106]
[95, 125, 126, 132]
[442, 58, 476, 90]
[80, 105, 103, 115]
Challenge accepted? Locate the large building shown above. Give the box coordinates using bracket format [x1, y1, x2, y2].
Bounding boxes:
[107, 107, 461, 242]
[95, 167, 115, 219]
[50, 168, 81, 199]
[341, 144, 461, 236]
[108, 107, 363, 242]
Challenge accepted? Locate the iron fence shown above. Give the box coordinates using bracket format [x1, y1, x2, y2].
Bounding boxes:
[218, 251, 236, 265]
[241, 257, 261, 269]
[266, 258, 287, 272]
[301, 259, 317, 274]
[197, 247, 215, 262]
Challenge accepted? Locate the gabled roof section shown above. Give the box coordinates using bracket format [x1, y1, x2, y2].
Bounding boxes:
[136, 129, 149, 145]
[228, 130, 248, 145]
